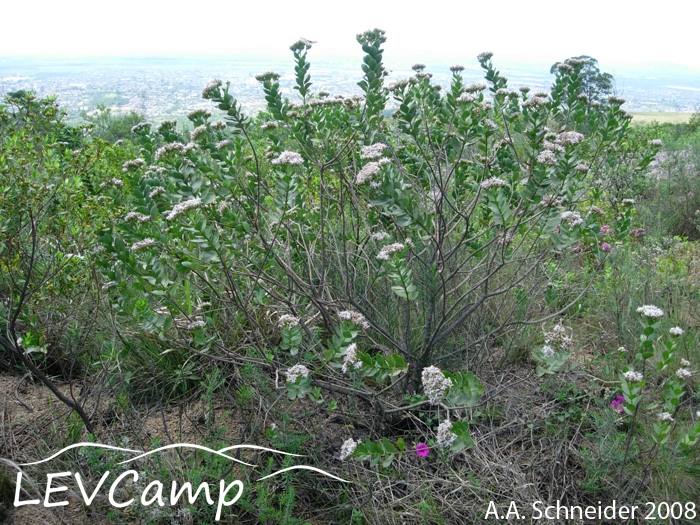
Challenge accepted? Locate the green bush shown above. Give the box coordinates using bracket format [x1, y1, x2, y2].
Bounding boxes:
[96, 32, 657, 455]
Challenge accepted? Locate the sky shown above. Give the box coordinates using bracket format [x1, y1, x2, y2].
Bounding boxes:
[3, 0, 700, 71]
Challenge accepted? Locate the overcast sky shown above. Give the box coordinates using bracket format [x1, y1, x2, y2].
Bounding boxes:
[3, 0, 700, 70]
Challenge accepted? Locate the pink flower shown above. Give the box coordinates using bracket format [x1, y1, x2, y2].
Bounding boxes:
[571, 245, 581, 253]
[601, 242, 612, 253]
[416, 443, 430, 457]
[611, 395, 625, 413]
[631, 228, 645, 238]
[600, 225, 611, 235]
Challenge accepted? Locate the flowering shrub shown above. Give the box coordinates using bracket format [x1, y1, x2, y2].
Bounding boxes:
[615, 304, 700, 489]
[96, 31, 660, 461]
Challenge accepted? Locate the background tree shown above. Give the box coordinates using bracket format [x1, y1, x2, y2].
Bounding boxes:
[82, 104, 145, 143]
[550, 55, 614, 102]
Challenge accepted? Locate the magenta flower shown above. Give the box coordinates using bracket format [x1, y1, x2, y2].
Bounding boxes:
[631, 228, 646, 238]
[601, 242, 612, 253]
[600, 225, 611, 235]
[571, 245, 581, 253]
[416, 443, 430, 457]
[611, 395, 625, 413]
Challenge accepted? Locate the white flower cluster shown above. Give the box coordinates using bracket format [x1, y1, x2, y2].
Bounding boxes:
[636, 304, 664, 318]
[190, 124, 208, 142]
[146, 165, 167, 176]
[541, 195, 563, 208]
[561, 211, 584, 227]
[186, 319, 206, 330]
[480, 177, 508, 190]
[271, 151, 304, 166]
[164, 197, 202, 220]
[342, 343, 362, 373]
[575, 163, 590, 173]
[437, 420, 458, 447]
[290, 37, 314, 51]
[376, 242, 405, 261]
[588, 205, 604, 215]
[308, 97, 345, 108]
[523, 96, 548, 108]
[285, 364, 310, 383]
[131, 122, 151, 134]
[537, 150, 558, 166]
[130, 238, 156, 252]
[124, 212, 150, 223]
[658, 412, 674, 422]
[421, 365, 453, 405]
[361, 143, 388, 160]
[278, 314, 301, 329]
[681, 358, 691, 367]
[99, 178, 123, 189]
[623, 370, 644, 382]
[477, 51, 493, 62]
[622, 198, 636, 205]
[148, 186, 166, 199]
[261, 121, 278, 131]
[338, 310, 370, 329]
[542, 345, 555, 358]
[187, 109, 211, 121]
[122, 158, 146, 172]
[371, 231, 391, 241]
[543, 140, 564, 153]
[216, 139, 232, 151]
[669, 326, 684, 336]
[339, 438, 357, 461]
[676, 368, 692, 379]
[483, 119, 498, 131]
[201, 78, 223, 99]
[456, 92, 477, 103]
[388, 78, 413, 92]
[649, 139, 663, 147]
[557, 131, 585, 145]
[157, 120, 177, 134]
[355, 161, 381, 184]
[154, 142, 187, 161]
[464, 82, 487, 93]
[544, 322, 573, 350]
[557, 63, 574, 74]
[608, 95, 625, 105]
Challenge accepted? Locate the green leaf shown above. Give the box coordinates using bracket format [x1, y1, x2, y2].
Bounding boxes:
[445, 371, 484, 406]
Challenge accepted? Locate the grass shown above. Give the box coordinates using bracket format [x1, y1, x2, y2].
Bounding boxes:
[631, 112, 693, 125]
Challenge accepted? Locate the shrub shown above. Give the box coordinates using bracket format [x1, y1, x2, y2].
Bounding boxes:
[96, 32, 660, 455]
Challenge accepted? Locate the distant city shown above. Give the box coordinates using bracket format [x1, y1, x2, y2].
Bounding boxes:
[1, 55, 699, 124]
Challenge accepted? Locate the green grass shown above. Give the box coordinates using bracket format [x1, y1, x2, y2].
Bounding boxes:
[631, 112, 692, 125]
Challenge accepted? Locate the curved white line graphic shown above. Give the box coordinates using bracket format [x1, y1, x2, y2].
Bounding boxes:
[218, 445, 302, 457]
[20, 443, 348, 485]
[117, 444, 256, 467]
[19, 443, 143, 466]
[257, 465, 350, 483]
